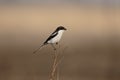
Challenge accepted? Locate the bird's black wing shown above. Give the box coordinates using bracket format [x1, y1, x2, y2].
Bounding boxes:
[44, 31, 58, 44]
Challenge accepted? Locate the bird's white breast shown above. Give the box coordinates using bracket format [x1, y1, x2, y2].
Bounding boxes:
[48, 30, 64, 44]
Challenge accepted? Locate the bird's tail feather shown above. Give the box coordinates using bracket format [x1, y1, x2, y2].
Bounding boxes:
[33, 44, 44, 54]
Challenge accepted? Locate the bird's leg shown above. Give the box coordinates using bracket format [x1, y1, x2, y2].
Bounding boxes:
[51, 44, 57, 50]
[56, 42, 59, 49]
[56, 42, 58, 45]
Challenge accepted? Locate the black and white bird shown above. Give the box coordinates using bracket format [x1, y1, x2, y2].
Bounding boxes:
[33, 26, 67, 53]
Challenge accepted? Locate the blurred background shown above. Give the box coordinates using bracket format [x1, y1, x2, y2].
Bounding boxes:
[0, 0, 120, 80]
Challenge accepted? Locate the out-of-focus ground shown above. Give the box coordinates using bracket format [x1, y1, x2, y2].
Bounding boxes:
[0, 5, 120, 80]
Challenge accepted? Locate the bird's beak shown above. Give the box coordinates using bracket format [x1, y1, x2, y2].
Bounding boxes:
[64, 28, 67, 30]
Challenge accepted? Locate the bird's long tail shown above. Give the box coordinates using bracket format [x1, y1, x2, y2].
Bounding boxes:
[33, 44, 44, 54]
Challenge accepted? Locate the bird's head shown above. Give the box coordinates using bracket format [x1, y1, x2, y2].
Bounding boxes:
[57, 26, 67, 31]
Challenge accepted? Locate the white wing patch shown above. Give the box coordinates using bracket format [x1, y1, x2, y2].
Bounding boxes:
[52, 32, 58, 36]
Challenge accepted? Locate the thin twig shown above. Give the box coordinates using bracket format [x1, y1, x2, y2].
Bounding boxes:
[49, 45, 68, 80]
[50, 50, 58, 80]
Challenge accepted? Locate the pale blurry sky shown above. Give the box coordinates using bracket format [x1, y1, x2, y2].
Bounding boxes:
[0, 0, 120, 6]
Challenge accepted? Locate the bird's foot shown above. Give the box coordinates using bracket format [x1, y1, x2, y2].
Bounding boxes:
[54, 48, 57, 51]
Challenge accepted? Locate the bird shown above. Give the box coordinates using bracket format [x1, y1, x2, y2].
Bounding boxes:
[33, 26, 67, 54]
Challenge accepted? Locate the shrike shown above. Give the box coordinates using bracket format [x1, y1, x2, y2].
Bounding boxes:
[33, 26, 67, 53]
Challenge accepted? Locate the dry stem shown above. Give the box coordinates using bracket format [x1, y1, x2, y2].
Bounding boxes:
[49, 45, 67, 80]
[50, 50, 58, 80]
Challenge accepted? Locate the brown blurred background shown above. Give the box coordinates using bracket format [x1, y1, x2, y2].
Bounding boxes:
[0, 0, 120, 80]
